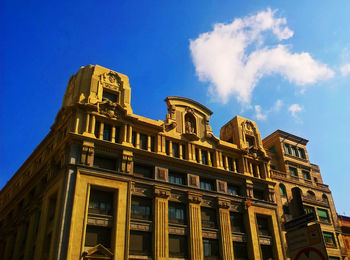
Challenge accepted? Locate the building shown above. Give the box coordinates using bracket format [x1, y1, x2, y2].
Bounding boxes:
[0, 64, 346, 260]
[338, 215, 350, 258]
[263, 130, 348, 259]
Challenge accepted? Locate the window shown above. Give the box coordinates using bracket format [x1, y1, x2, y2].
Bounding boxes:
[132, 131, 136, 147]
[169, 235, 188, 257]
[317, 208, 330, 223]
[102, 91, 118, 103]
[230, 212, 245, 233]
[93, 155, 117, 170]
[200, 178, 215, 191]
[322, 194, 328, 202]
[284, 143, 291, 154]
[304, 205, 315, 215]
[203, 239, 219, 259]
[246, 136, 255, 147]
[85, 226, 111, 248]
[195, 148, 200, 163]
[131, 197, 152, 220]
[329, 257, 340, 260]
[133, 163, 153, 178]
[314, 177, 318, 183]
[129, 231, 152, 256]
[260, 245, 274, 260]
[88, 189, 113, 215]
[150, 136, 155, 152]
[269, 146, 276, 152]
[298, 148, 306, 159]
[103, 124, 112, 141]
[202, 150, 209, 165]
[323, 232, 336, 247]
[181, 144, 186, 159]
[201, 208, 217, 229]
[291, 146, 298, 157]
[139, 133, 148, 150]
[289, 167, 298, 177]
[168, 202, 186, 225]
[257, 216, 270, 236]
[279, 184, 286, 197]
[233, 242, 248, 260]
[307, 190, 315, 198]
[302, 170, 311, 180]
[172, 142, 180, 158]
[114, 126, 120, 143]
[227, 184, 240, 196]
[227, 157, 234, 171]
[253, 189, 265, 200]
[94, 122, 100, 138]
[168, 171, 186, 185]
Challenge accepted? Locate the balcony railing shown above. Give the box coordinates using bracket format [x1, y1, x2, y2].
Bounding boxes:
[270, 169, 287, 179]
[302, 195, 329, 207]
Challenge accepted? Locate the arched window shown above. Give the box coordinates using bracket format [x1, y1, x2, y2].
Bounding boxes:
[184, 113, 196, 134]
[322, 194, 328, 202]
[307, 190, 316, 198]
[279, 184, 287, 197]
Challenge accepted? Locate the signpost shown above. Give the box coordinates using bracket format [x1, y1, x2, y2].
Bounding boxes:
[286, 223, 328, 260]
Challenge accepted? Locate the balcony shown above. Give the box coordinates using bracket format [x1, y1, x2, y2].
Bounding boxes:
[270, 169, 287, 179]
[302, 195, 329, 207]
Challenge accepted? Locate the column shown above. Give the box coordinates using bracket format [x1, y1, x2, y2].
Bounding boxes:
[246, 206, 261, 259]
[154, 187, 170, 260]
[197, 149, 202, 164]
[224, 156, 229, 171]
[208, 152, 212, 166]
[249, 163, 253, 176]
[135, 132, 140, 149]
[256, 165, 260, 178]
[33, 197, 50, 260]
[127, 125, 133, 144]
[74, 116, 79, 133]
[23, 211, 40, 260]
[90, 114, 96, 134]
[111, 126, 116, 143]
[99, 122, 104, 140]
[188, 193, 203, 260]
[179, 143, 183, 159]
[12, 224, 25, 260]
[218, 199, 234, 260]
[233, 159, 237, 172]
[168, 141, 173, 157]
[147, 136, 151, 151]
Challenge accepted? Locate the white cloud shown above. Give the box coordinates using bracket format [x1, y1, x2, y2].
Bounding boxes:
[254, 99, 283, 120]
[340, 64, 350, 76]
[254, 105, 267, 120]
[190, 8, 334, 105]
[289, 104, 303, 117]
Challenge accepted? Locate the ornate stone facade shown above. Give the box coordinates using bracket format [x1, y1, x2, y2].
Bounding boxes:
[0, 65, 346, 260]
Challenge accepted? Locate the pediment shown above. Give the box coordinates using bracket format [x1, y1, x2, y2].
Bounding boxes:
[82, 244, 113, 259]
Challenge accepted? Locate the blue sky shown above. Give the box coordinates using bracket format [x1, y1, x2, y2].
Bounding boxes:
[1, 0, 349, 215]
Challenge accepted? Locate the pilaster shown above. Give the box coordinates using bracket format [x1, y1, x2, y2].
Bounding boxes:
[217, 199, 234, 260]
[188, 192, 203, 260]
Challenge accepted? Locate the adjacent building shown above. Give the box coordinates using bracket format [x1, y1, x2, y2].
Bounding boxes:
[338, 215, 350, 258]
[0, 65, 347, 260]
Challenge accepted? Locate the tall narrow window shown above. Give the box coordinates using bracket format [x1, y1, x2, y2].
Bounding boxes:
[227, 157, 234, 171]
[132, 131, 136, 147]
[195, 148, 200, 163]
[246, 136, 255, 147]
[181, 144, 186, 159]
[202, 150, 208, 165]
[201, 208, 217, 229]
[284, 143, 291, 154]
[279, 184, 286, 197]
[94, 122, 101, 138]
[103, 124, 112, 141]
[85, 189, 114, 249]
[150, 136, 155, 152]
[172, 142, 180, 158]
[291, 146, 298, 157]
[139, 134, 148, 150]
[257, 216, 270, 236]
[298, 148, 306, 159]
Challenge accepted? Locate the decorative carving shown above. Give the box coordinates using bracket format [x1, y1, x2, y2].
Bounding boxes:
[81, 142, 94, 166]
[202, 231, 218, 239]
[188, 192, 202, 204]
[154, 186, 171, 198]
[100, 71, 123, 90]
[217, 198, 230, 209]
[121, 151, 133, 173]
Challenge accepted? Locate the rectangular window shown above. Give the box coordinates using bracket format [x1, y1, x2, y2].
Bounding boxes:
[181, 144, 186, 159]
[103, 124, 112, 141]
[201, 208, 217, 229]
[202, 150, 208, 165]
[257, 216, 270, 236]
[233, 242, 248, 259]
[133, 163, 153, 178]
[168, 171, 186, 185]
[284, 143, 291, 154]
[253, 189, 265, 200]
[94, 122, 100, 138]
[203, 239, 219, 259]
[139, 133, 148, 150]
[93, 155, 116, 171]
[230, 212, 245, 233]
[131, 197, 152, 220]
[298, 148, 306, 159]
[129, 231, 152, 256]
[172, 142, 180, 158]
[269, 146, 276, 152]
[150, 136, 155, 152]
[169, 235, 188, 257]
[200, 178, 215, 191]
[132, 131, 136, 147]
[304, 205, 315, 215]
[227, 157, 234, 171]
[317, 208, 330, 223]
[85, 225, 111, 248]
[114, 126, 120, 143]
[291, 146, 298, 157]
[302, 170, 311, 180]
[195, 148, 200, 163]
[166, 140, 170, 156]
[102, 91, 119, 103]
[227, 185, 240, 196]
[289, 167, 298, 177]
[88, 189, 114, 215]
[246, 136, 255, 147]
[168, 202, 186, 225]
[323, 232, 336, 247]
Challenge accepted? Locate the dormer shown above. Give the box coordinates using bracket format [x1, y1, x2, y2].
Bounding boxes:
[164, 97, 215, 141]
[220, 116, 266, 156]
[62, 65, 133, 114]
